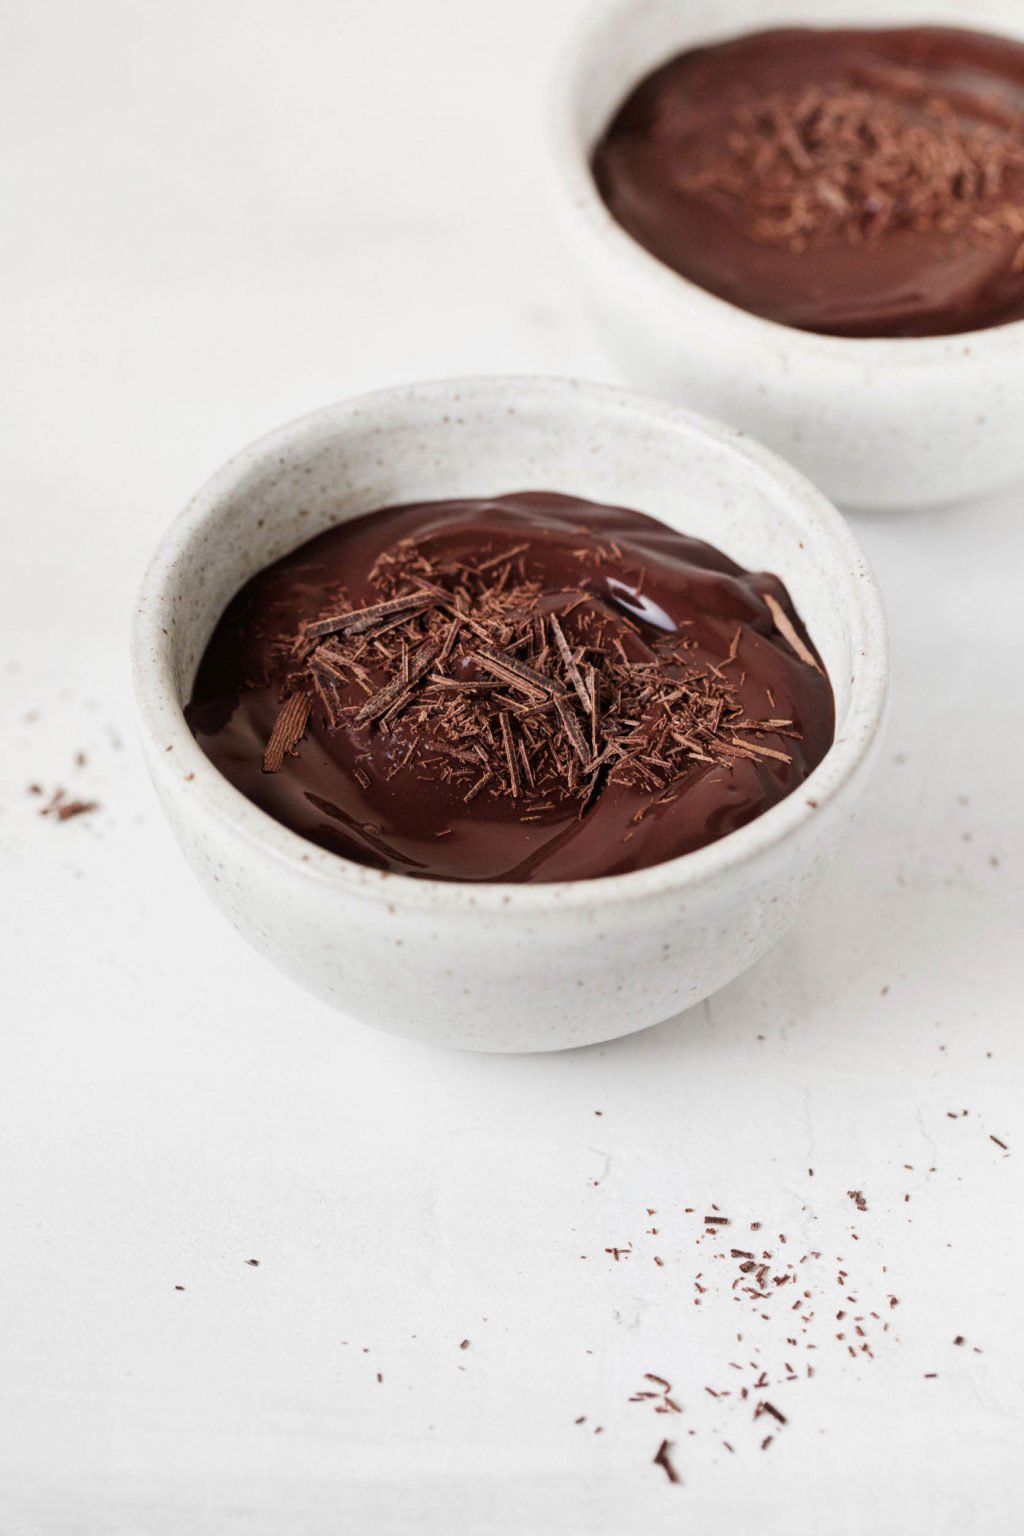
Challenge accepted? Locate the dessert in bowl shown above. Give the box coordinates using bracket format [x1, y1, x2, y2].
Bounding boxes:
[189, 490, 836, 883]
[551, 0, 1024, 509]
[133, 377, 887, 1052]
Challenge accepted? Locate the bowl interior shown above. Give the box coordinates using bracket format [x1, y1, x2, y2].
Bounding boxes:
[567, 0, 1024, 149]
[153, 380, 873, 745]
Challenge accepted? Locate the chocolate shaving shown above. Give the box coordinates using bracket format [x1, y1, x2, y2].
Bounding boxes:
[586, 664, 600, 753]
[763, 593, 824, 674]
[555, 695, 591, 766]
[355, 640, 440, 724]
[464, 770, 493, 804]
[549, 611, 592, 713]
[730, 736, 792, 765]
[305, 591, 434, 640]
[474, 542, 531, 574]
[473, 646, 555, 699]
[262, 693, 311, 773]
[499, 713, 520, 799]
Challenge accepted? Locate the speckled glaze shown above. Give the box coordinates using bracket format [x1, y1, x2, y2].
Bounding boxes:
[550, 0, 1024, 511]
[132, 377, 888, 1052]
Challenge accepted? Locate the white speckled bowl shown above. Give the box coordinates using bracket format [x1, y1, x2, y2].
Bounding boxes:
[550, 0, 1024, 511]
[133, 377, 887, 1052]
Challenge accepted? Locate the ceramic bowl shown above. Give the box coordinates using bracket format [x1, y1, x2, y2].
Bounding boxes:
[550, 0, 1024, 511]
[132, 376, 887, 1053]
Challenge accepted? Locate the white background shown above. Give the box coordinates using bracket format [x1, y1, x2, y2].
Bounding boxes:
[2, 2, 1022, 1531]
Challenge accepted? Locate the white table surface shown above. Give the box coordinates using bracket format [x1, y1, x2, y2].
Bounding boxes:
[2, 3, 1022, 1531]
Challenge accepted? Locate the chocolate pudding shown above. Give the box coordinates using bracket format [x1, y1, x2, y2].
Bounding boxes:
[592, 26, 1024, 337]
[187, 493, 834, 882]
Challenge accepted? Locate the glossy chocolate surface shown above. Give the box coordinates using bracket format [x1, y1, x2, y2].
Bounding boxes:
[593, 27, 1024, 337]
[187, 493, 834, 883]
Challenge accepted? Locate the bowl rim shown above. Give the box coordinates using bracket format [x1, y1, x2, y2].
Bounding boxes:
[132, 374, 889, 913]
[548, 0, 1024, 362]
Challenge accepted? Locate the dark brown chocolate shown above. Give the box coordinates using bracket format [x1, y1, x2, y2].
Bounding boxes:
[593, 27, 1024, 337]
[187, 493, 834, 882]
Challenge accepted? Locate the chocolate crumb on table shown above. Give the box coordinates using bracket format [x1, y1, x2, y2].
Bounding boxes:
[594, 1198, 922, 1474]
[653, 1438, 681, 1484]
[35, 785, 99, 822]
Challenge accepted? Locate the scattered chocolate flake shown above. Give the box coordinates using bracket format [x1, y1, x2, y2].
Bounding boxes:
[38, 786, 100, 822]
[763, 593, 824, 674]
[474, 542, 531, 574]
[549, 611, 592, 714]
[459, 1339, 470, 1350]
[847, 1190, 868, 1212]
[56, 799, 98, 821]
[244, 1258, 260, 1267]
[262, 692, 311, 773]
[305, 591, 435, 641]
[990, 1135, 1008, 1151]
[653, 1438, 681, 1484]
[355, 639, 439, 725]
[499, 711, 521, 799]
